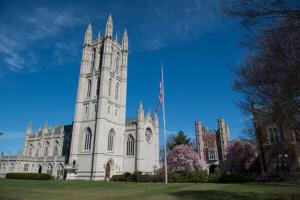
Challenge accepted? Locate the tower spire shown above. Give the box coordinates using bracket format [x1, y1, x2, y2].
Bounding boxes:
[105, 14, 113, 38]
[122, 29, 128, 51]
[26, 121, 32, 136]
[84, 23, 93, 45]
[138, 100, 144, 121]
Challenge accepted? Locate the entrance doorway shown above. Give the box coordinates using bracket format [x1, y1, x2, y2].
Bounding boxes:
[38, 165, 42, 174]
[105, 162, 111, 179]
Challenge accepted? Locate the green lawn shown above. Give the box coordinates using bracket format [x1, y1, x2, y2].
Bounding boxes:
[0, 179, 299, 200]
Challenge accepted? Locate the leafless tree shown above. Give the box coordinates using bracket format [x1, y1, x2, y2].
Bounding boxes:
[221, 0, 300, 129]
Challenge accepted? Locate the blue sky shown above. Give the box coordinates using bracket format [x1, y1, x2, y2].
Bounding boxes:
[0, 0, 250, 154]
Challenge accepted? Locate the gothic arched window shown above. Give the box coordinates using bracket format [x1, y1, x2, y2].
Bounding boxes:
[84, 128, 92, 151]
[107, 129, 115, 151]
[24, 164, 29, 172]
[87, 79, 92, 98]
[96, 77, 100, 97]
[53, 140, 59, 156]
[115, 82, 119, 100]
[116, 52, 120, 74]
[108, 78, 112, 97]
[44, 141, 50, 156]
[36, 143, 41, 157]
[91, 48, 96, 71]
[126, 135, 134, 156]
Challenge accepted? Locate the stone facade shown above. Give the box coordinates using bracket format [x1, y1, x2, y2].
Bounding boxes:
[0, 123, 72, 179]
[194, 118, 230, 173]
[0, 15, 159, 180]
[252, 105, 300, 176]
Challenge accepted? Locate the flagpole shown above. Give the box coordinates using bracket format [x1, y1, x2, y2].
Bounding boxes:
[161, 64, 168, 184]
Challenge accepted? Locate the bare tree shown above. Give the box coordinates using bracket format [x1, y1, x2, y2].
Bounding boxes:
[221, 0, 300, 129]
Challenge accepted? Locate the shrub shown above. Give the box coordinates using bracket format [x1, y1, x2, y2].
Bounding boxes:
[208, 174, 221, 183]
[110, 174, 126, 182]
[218, 173, 257, 183]
[268, 173, 286, 182]
[5, 173, 53, 180]
[168, 171, 186, 183]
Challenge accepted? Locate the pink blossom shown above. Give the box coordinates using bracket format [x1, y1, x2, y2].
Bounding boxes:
[167, 144, 203, 171]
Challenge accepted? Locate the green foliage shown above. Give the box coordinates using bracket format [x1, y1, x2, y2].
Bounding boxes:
[217, 173, 257, 183]
[167, 131, 191, 150]
[5, 173, 53, 180]
[207, 174, 221, 183]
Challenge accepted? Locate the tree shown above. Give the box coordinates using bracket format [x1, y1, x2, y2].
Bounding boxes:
[167, 131, 191, 151]
[221, 140, 256, 174]
[167, 144, 202, 172]
[221, 0, 300, 130]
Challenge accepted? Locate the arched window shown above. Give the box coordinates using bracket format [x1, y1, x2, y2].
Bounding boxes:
[36, 143, 41, 157]
[10, 163, 15, 172]
[24, 164, 29, 172]
[115, 82, 119, 100]
[87, 79, 92, 98]
[84, 128, 92, 151]
[116, 52, 120, 74]
[29, 148, 32, 156]
[91, 48, 96, 71]
[108, 78, 112, 97]
[107, 129, 114, 151]
[126, 135, 134, 156]
[44, 141, 49, 156]
[268, 126, 283, 144]
[96, 77, 100, 97]
[53, 141, 59, 156]
[47, 164, 53, 174]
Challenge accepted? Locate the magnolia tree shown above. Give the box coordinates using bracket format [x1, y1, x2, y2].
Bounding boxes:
[222, 140, 256, 174]
[167, 144, 202, 171]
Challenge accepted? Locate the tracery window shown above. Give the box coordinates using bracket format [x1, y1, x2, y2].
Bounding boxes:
[126, 135, 134, 156]
[24, 163, 29, 172]
[107, 129, 115, 151]
[276, 154, 289, 172]
[84, 128, 92, 151]
[268, 126, 283, 144]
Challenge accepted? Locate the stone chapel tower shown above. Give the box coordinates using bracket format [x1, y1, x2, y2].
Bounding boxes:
[68, 14, 128, 180]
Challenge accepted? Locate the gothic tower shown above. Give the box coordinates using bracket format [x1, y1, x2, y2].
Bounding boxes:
[217, 118, 230, 160]
[68, 15, 128, 180]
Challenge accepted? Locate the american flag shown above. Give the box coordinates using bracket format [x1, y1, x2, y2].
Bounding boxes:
[155, 72, 163, 113]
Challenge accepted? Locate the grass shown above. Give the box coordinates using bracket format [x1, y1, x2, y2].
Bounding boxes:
[0, 179, 299, 200]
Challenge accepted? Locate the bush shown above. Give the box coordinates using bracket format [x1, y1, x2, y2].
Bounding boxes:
[5, 173, 53, 180]
[110, 174, 126, 182]
[218, 173, 257, 183]
[268, 173, 286, 182]
[208, 174, 221, 183]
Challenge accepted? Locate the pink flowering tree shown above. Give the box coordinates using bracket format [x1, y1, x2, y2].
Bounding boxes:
[167, 144, 202, 171]
[222, 140, 256, 174]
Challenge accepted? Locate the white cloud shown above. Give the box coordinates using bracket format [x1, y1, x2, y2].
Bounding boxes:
[0, 6, 84, 73]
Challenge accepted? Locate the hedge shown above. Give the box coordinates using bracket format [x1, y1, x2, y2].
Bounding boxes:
[5, 173, 53, 180]
[111, 171, 289, 183]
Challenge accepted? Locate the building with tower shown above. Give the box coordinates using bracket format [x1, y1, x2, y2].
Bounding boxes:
[194, 118, 230, 173]
[0, 15, 159, 180]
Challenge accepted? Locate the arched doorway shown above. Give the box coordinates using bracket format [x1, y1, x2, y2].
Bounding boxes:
[105, 162, 111, 180]
[38, 165, 42, 174]
[209, 164, 217, 174]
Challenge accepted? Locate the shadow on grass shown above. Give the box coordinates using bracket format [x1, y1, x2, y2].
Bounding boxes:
[170, 190, 299, 200]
